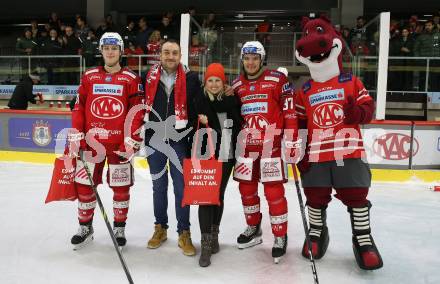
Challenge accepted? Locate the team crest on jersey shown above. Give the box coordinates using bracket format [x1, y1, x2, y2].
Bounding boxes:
[312, 102, 344, 128]
[245, 114, 269, 129]
[91, 96, 124, 119]
[32, 120, 52, 147]
[309, 88, 344, 106]
[93, 84, 124, 96]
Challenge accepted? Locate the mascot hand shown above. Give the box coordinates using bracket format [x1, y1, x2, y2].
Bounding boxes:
[343, 96, 362, 124]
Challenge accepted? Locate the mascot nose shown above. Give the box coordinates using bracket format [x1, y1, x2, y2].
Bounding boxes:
[297, 46, 303, 53]
[319, 40, 327, 48]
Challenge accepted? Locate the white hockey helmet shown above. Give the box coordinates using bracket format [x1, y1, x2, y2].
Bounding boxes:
[99, 32, 124, 54]
[240, 41, 265, 63]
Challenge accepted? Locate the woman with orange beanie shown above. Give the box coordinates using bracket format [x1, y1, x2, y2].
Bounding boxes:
[196, 63, 242, 267]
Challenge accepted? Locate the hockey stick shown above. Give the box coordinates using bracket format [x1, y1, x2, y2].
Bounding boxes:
[79, 152, 134, 284]
[292, 165, 319, 284]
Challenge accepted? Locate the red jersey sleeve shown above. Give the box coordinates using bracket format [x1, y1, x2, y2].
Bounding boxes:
[294, 89, 307, 120]
[353, 76, 373, 105]
[71, 74, 88, 133]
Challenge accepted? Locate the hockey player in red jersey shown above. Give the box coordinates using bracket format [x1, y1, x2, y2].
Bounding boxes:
[294, 15, 383, 270]
[232, 41, 294, 263]
[66, 32, 145, 249]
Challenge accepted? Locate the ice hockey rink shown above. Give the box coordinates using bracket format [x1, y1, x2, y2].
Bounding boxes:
[1, 161, 439, 284]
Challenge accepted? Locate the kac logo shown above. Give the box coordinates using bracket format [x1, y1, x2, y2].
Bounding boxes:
[312, 103, 344, 128]
[373, 133, 419, 160]
[91, 96, 124, 119]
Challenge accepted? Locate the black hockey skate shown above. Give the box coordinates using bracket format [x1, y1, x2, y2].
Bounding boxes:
[348, 202, 383, 270]
[113, 222, 126, 247]
[71, 222, 94, 250]
[302, 206, 329, 259]
[272, 234, 288, 264]
[237, 223, 263, 249]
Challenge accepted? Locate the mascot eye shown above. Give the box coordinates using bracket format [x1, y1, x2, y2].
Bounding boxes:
[316, 26, 324, 33]
[305, 30, 309, 35]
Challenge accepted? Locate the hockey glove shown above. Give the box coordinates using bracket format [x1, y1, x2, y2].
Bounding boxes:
[115, 137, 142, 163]
[65, 132, 86, 157]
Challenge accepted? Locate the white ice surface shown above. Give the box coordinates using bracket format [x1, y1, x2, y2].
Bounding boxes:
[0, 161, 439, 284]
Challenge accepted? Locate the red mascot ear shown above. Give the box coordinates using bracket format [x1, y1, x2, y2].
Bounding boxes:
[301, 17, 310, 29]
[319, 14, 331, 23]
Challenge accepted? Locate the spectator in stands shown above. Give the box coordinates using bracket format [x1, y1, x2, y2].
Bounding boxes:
[30, 20, 40, 40]
[349, 16, 367, 45]
[390, 27, 415, 91]
[16, 28, 38, 55]
[63, 25, 82, 84]
[341, 27, 351, 45]
[82, 30, 99, 67]
[200, 13, 218, 51]
[433, 13, 440, 32]
[40, 28, 63, 84]
[124, 41, 144, 71]
[63, 25, 81, 54]
[188, 6, 199, 35]
[136, 17, 154, 52]
[146, 30, 162, 65]
[7, 72, 42, 110]
[408, 15, 418, 36]
[121, 20, 137, 46]
[96, 15, 116, 39]
[75, 16, 90, 42]
[189, 34, 206, 67]
[414, 20, 440, 91]
[158, 15, 178, 41]
[49, 12, 62, 32]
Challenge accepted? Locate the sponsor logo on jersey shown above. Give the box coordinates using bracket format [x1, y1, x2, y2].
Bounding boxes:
[250, 85, 256, 91]
[91, 96, 124, 119]
[105, 76, 112, 82]
[93, 84, 124, 96]
[117, 77, 130, 82]
[264, 76, 280, 82]
[89, 75, 101, 80]
[260, 158, 283, 182]
[241, 94, 268, 102]
[261, 83, 276, 89]
[241, 102, 268, 115]
[312, 102, 344, 128]
[309, 88, 344, 106]
[373, 133, 419, 160]
[32, 120, 52, 147]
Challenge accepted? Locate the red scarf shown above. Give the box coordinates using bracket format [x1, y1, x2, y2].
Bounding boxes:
[144, 63, 188, 129]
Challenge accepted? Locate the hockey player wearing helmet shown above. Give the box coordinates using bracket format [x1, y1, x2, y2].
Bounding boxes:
[232, 41, 298, 263]
[66, 32, 145, 249]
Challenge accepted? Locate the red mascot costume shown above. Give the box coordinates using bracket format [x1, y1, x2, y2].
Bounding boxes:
[294, 15, 383, 270]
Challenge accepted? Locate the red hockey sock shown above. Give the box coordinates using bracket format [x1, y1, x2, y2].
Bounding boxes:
[264, 183, 288, 237]
[113, 187, 130, 223]
[239, 182, 262, 226]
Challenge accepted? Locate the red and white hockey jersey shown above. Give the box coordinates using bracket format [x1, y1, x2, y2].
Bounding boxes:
[72, 66, 144, 145]
[232, 69, 292, 147]
[295, 73, 372, 162]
